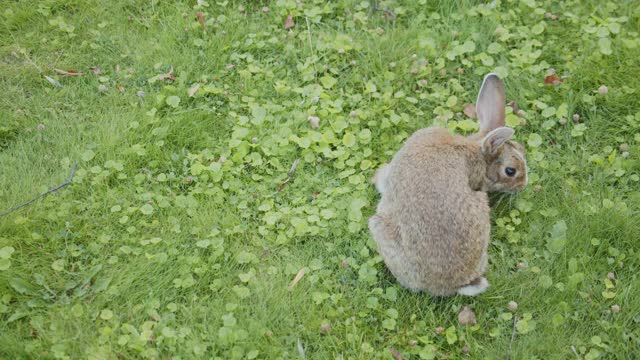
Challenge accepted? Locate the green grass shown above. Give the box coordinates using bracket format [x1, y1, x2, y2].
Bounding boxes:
[1, 0, 640, 358]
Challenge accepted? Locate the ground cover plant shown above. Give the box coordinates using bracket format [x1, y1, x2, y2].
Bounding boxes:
[1, 0, 639, 358]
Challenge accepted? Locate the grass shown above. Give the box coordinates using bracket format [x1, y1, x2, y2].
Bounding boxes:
[1, 0, 639, 358]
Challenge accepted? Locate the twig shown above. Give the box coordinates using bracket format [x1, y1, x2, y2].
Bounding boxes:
[506, 315, 518, 360]
[0, 163, 78, 218]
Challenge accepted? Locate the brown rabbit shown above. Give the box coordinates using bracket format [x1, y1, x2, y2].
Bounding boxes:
[368, 74, 528, 296]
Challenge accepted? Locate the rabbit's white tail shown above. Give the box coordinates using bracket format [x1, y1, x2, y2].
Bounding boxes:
[373, 164, 391, 194]
[457, 277, 490, 296]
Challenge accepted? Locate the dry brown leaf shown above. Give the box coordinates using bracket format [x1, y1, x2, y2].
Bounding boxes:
[158, 66, 175, 80]
[390, 347, 403, 360]
[148, 66, 176, 83]
[288, 268, 305, 289]
[277, 177, 290, 192]
[319, 322, 331, 334]
[544, 73, 562, 86]
[196, 12, 208, 32]
[55, 69, 84, 76]
[463, 103, 476, 119]
[458, 306, 477, 326]
[277, 159, 301, 192]
[544, 12, 559, 20]
[284, 14, 295, 29]
[188, 83, 201, 97]
[89, 66, 101, 75]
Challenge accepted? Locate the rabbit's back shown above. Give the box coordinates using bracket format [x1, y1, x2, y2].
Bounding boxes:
[376, 128, 490, 295]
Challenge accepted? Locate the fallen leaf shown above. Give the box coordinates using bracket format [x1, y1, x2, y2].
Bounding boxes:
[288, 268, 305, 289]
[463, 103, 476, 118]
[277, 159, 301, 191]
[55, 69, 84, 76]
[158, 67, 175, 80]
[284, 14, 295, 29]
[544, 12, 559, 20]
[89, 66, 101, 75]
[277, 177, 290, 192]
[598, 85, 608, 95]
[390, 347, 403, 360]
[188, 83, 201, 97]
[148, 66, 175, 83]
[196, 12, 208, 32]
[308, 115, 320, 129]
[44, 75, 63, 88]
[381, 9, 397, 20]
[544, 73, 562, 86]
[319, 322, 331, 334]
[458, 306, 477, 326]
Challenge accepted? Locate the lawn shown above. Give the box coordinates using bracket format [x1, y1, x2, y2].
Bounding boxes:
[1, 0, 639, 358]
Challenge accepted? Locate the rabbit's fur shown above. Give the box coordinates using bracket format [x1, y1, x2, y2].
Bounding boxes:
[369, 74, 528, 297]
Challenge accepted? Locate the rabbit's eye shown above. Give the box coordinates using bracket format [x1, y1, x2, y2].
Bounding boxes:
[505, 167, 517, 177]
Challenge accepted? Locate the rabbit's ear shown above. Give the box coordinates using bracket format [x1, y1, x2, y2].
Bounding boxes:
[476, 73, 506, 133]
[482, 127, 514, 155]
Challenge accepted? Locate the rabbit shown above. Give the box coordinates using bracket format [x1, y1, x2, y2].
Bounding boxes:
[368, 74, 528, 297]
